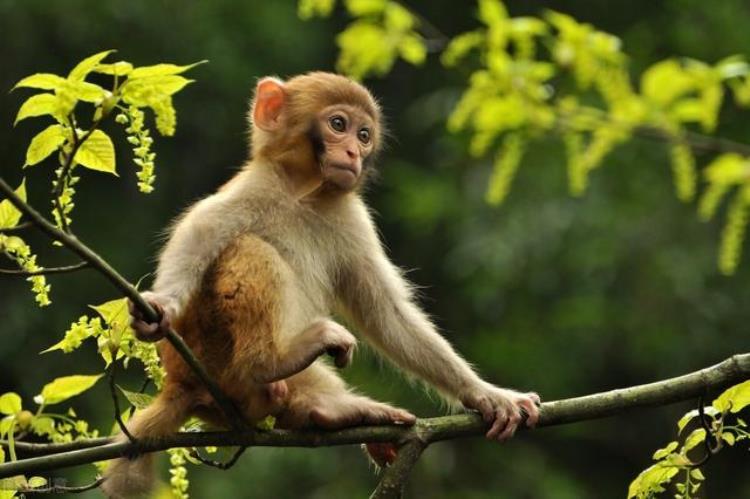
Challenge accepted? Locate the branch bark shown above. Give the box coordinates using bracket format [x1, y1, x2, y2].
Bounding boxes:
[1, 352, 747, 482]
[0, 177, 246, 431]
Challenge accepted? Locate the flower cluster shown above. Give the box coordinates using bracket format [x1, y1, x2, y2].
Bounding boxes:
[116, 106, 157, 193]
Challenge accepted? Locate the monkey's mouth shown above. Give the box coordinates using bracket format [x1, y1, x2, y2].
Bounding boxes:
[328, 162, 359, 178]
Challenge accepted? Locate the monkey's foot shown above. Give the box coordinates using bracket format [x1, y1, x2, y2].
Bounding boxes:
[128, 292, 173, 342]
[308, 395, 416, 429]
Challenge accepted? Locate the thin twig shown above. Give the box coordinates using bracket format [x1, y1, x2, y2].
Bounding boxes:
[189, 446, 247, 469]
[108, 363, 136, 443]
[0, 352, 747, 480]
[0, 176, 247, 432]
[17, 475, 104, 494]
[0, 222, 32, 234]
[0, 261, 89, 276]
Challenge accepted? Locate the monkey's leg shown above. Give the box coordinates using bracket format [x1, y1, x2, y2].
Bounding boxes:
[277, 362, 416, 429]
[255, 318, 357, 383]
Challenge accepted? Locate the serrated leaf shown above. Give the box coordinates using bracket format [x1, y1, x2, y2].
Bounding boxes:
[0, 180, 26, 229]
[24, 124, 66, 167]
[128, 60, 207, 79]
[0, 393, 22, 415]
[117, 386, 154, 410]
[68, 50, 115, 81]
[13, 73, 66, 91]
[94, 61, 133, 76]
[38, 374, 103, 405]
[74, 130, 116, 174]
[14, 93, 60, 125]
[713, 379, 750, 413]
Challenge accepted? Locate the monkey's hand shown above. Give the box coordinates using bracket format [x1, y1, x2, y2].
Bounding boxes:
[462, 383, 541, 442]
[128, 291, 175, 342]
[315, 319, 357, 368]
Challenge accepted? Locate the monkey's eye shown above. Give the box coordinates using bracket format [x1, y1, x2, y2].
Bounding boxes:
[329, 115, 347, 132]
[358, 127, 371, 144]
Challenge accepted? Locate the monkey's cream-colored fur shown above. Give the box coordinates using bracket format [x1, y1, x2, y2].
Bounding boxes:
[101, 73, 538, 498]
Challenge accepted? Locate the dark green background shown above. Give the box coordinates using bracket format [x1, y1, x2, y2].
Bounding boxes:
[1, 1, 749, 497]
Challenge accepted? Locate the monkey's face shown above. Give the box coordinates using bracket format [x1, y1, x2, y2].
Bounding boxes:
[311, 105, 376, 191]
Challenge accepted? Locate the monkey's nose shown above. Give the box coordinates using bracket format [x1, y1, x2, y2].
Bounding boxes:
[346, 148, 358, 160]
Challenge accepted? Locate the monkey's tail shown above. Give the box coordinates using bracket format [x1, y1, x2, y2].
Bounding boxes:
[101, 385, 191, 499]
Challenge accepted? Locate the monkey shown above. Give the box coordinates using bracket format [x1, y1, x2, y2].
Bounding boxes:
[101, 72, 540, 498]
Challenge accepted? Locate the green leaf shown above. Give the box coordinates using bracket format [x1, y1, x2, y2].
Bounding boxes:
[713, 379, 750, 413]
[94, 61, 134, 76]
[298, 0, 336, 19]
[628, 462, 680, 498]
[683, 428, 706, 452]
[14, 93, 60, 125]
[690, 468, 705, 481]
[478, 0, 508, 28]
[344, 0, 386, 16]
[0, 393, 22, 415]
[30, 416, 55, 437]
[68, 50, 115, 81]
[118, 386, 154, 410]
[13, 73, 66, 91]
[721, 431, 736, 446]
[68, 81, 107, 103]
[128, 60, 207, 79]
[37, 374, 103, 405]
[0, 180, 26, 229]
[641, 59, 696, 106]
[398, 34, 427, 65]
[652, 441, 678, 460]
[121, 75, 194, 107]
[74, 130, 116, 174]
[676, 406, 718, 433]
[24, 124, 66, 167]
[27, 477, 47, 488]
[91, 297, 131, 331]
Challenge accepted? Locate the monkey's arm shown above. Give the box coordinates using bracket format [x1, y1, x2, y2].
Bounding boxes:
[147, 195, 240, 321]
[336, 207, 539, 440]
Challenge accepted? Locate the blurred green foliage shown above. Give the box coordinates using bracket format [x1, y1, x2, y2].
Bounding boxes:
[2, 0, 750, 497]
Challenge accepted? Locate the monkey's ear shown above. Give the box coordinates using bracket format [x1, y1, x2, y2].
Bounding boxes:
[253, 77, 286, 131]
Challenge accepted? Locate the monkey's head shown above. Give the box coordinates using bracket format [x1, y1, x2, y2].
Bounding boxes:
[249, 72, 383, 192]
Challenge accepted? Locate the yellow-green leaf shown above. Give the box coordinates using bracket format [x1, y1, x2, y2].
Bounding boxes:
[398, 34, 427, 65]
[74, 130, 116, 174]
[68, 50, 115, 81]
[721, 431, 736, 446]
[27, 477, 47, 488]
[91, 297, 130, 331]
[683, 428, 706, 452]
[652, 441, 678, 460]
[37, 374, 103, 405]
[128, 61, 207, 80]
[713, 379, 750, 413]
[121, 75, 194, 107]
[641, 59, 696, 106]
[676, 406, 719, 433]
[13, 73, 66, 91]
[344, 0, 386, 16]
[118, 386, 154, 410]
[298, 0, 336, 19]
[0, 393, 22, 415]
[24, 124, 66, 167]
[69, 81, 107, 103]
[478, 0, 508, 28]
[94, 61, 134, 76]
[14, 93, 60, 125]
[0, 180, 26, 229]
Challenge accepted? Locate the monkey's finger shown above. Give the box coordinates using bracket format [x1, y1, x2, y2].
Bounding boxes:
[497, 417, 519, 442]
[473, 397, 495, 424]
[519, 398, 539, 428]
[528, 392, 542, 407]
[390, 409, 416, 425]
[485, 411, 508, 440]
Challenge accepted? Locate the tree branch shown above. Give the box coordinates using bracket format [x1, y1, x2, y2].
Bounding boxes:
[0, 177, 246, 431]
[0, 352, 747, 481]
[0, 261, 89, 276]
[0, 222, 32, 234]
[370, 439, 427, 499]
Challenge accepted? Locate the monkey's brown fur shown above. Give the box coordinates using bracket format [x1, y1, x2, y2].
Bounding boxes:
[101, 72, 539, 498]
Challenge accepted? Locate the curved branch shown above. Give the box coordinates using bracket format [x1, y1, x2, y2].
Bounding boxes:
[1, 352, 747, 480]
[0, 177, 246, 431]
[0, 261, 89, 276]
[370, 439, 427, 499]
